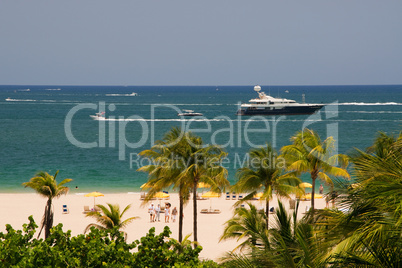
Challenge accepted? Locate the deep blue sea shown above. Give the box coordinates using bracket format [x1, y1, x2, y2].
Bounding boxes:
[0, 85, 401, 193]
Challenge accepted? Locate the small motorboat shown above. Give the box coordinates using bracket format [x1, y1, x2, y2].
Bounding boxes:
[177, 110, 203, 117]
[90, 112, 106, 120]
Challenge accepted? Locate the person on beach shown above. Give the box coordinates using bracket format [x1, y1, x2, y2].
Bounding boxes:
[148, 203, 155, 222]
[172, 207, 177, 222]
[319, 184, 324, 194]
[155, 204, 161, 222]
[165, 204, 170, 223]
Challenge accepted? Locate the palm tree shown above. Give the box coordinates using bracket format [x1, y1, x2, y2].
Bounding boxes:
[22, 170, 72, 238]
[138, 127, 229, 244]
[138, 127, 191, 242]
[268, 200, 323, 267]
[169, 233, 199, 254]
[178, 132, 228, 245]
[220, 203, 270, 251]
[234, 144, 301, 228]
[313, 132, 402, 267]
[221, 200, 324, 267]
[281, 128, 350, 210]
[84, 203, 138, 239]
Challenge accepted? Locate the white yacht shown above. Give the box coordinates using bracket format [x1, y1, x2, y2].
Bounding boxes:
[237, 85, 324, 116]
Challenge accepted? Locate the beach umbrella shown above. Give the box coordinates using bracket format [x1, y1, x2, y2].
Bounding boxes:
[85, 191, 104, 207]
[197, 182, 211, 188]
[201, 191, 220, 198]
[201, 191, 220, 210]
[154, 192, 170, 199]
[254, 192, 263, 199]
[299, 182, 312, 188]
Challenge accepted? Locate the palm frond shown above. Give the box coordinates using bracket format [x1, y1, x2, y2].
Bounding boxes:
[85, 203, 137, 234]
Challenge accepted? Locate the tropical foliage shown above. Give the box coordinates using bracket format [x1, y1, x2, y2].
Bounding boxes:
[313, 131, 402, 267]
[84, 203, 138, 239]
[22, 170, 72, 238]
[0, 216, 215, 267]
[233, 144, 300, 228]
[138, 127, 229, 243]
[220, 203, 269, 251]
[281, 128, 350, 210]
[220, 200, 324, 268]
[222, 131, 402, 267]
[12, 128, 401, 266]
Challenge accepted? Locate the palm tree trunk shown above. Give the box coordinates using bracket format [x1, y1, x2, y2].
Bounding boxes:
[45, 198, 53, 238]
[179, 191, 184, 242]
[193, 182, 198, 247]
[265, 199, 270, 229]
[311, 170, 318, 211]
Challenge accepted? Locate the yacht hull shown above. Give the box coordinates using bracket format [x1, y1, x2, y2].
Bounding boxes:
[237, 105, 324, 116]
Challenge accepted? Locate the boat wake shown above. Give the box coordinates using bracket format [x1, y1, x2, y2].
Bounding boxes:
[337, 102, 402, 106]
[5, 98, 36, 102]
[344, 111, 402, 114]
[105, 93, 138, 96]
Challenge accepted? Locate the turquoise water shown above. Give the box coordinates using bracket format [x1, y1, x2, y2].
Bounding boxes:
[0, 85, 401, 193]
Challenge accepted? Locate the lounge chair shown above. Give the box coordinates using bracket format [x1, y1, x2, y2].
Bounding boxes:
[140, 192, 146, 200]
[238, 194, 243, 200]
[94, 206, 101, 212]
[62, 205, 69, 214]
[232, 192, 237, 200]
[225, 192, 230, 200]
[83, 206, 91, 214]
[200, 208, 221, 214]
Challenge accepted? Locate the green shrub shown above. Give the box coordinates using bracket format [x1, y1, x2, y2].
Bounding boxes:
[0, 216, 219, 267]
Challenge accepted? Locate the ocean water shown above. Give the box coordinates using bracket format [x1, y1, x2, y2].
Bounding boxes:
[0, 85, 401, 193]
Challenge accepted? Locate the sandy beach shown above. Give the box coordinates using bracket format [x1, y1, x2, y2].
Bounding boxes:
[0, 191, 326, 261]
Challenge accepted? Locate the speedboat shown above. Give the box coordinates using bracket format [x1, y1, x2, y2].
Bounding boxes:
[129, 92, 138, 96]
[90, 112, 106, 120]
[237, 85, 324, 116]
[177, 110, 203, 117]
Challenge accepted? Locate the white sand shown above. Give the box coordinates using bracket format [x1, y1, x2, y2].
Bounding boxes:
[0, 192, 326, 261]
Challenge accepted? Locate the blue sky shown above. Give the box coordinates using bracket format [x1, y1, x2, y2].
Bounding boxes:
[1, 1, 401, 86]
